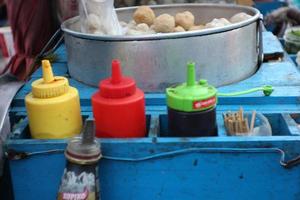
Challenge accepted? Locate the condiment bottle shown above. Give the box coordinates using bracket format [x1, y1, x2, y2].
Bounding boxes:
[166, 62, 218, 137]
[91, 59, 146, 138]
[57, 120, 101, 200]
[25, 60, 82, 139]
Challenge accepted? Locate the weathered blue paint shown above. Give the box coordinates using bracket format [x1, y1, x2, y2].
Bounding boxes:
[5, 31, 300, 200]
[262, 31, 284, 58]
[6, 137, 300, 200]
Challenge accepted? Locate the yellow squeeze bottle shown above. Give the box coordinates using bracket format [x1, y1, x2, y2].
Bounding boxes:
[25, 60, 82, 139]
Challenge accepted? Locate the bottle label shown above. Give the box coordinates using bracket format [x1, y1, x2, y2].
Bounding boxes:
[57, 162, 99, 200]
[61, 188, 89, 200]
[193, 96, 216, 110]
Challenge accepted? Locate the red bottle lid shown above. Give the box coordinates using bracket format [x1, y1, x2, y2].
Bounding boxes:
[99, 60, 136, 98]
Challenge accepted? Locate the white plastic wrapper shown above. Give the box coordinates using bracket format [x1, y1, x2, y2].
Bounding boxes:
[79, 0, 123, 35]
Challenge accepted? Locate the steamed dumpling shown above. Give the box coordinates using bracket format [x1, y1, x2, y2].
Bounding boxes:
[205, 18, 231, 29]
[230, 12, 252, 23]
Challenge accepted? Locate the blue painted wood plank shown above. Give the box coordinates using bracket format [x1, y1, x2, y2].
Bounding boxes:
[6, 135, 300, 147]
[217, 61, 300, 92]
[7, 150, 300, 200]
[54, 44, 68, 63]
[6, 137, 300, 200]
[262, 31, 284, 58]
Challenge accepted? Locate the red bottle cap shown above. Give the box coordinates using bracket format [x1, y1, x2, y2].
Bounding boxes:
[99, 60, 136, 98]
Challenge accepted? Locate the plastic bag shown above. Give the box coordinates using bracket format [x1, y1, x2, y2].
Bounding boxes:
[79, 0, 123, 35]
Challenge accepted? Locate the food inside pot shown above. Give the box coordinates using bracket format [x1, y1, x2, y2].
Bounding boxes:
[82, 5, 252, 36]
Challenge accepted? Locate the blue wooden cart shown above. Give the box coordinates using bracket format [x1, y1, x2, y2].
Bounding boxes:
[3, 31, 300, 200]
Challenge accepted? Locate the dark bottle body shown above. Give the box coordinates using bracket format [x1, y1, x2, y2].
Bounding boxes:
[57, 161, 99, 200]
[168, 106, 218, 137]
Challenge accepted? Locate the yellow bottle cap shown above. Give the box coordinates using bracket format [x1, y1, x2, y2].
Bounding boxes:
[31, 60, 69, 98]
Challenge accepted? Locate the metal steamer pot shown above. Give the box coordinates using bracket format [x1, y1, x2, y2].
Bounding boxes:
[61, 4, 263, 92]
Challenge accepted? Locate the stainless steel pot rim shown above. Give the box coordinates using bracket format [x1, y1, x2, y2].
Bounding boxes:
[61, 3, 260, 41]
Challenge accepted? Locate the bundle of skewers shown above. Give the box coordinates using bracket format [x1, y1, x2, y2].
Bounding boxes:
[223, 108, 256, 136]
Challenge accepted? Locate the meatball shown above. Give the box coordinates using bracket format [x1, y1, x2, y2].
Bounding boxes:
[175, 11, 195, 30]
[133, 6, 156, 26]
[153, 14, 175, 33]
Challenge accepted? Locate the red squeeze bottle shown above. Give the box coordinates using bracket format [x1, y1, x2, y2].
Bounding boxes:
[91, 60, 146, 138]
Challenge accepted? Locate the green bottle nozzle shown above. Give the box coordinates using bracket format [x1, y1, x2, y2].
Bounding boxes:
[218, 85, 274, 97]
[187, 62, 196, 86]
